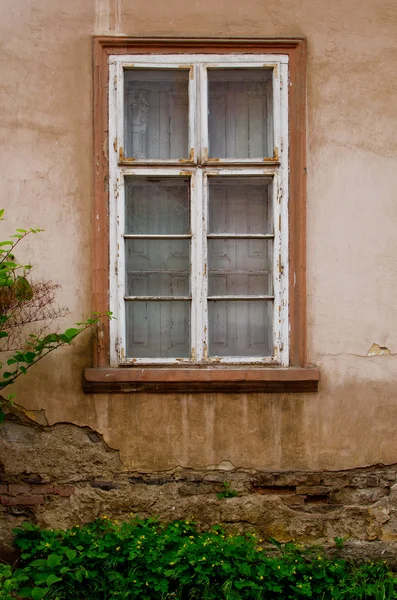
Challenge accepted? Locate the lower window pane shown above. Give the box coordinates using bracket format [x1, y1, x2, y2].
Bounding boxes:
[125, 238, 190, 296]
[126, 301, 190, 358]
[208, 238, 273, 296]
[208, 300, 273, 357]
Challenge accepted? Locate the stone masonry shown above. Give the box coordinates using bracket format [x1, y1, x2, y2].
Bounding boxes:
[1, 407, 397, 563]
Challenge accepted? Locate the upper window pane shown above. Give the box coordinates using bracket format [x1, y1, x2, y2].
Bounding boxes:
[208, 69, 273, 159]
[124, 69, 189, 160]
[208, 177, 273, 234]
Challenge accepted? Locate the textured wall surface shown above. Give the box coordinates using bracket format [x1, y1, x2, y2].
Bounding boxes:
[0, 0, 396, 479]
[1, 408, 397, 557]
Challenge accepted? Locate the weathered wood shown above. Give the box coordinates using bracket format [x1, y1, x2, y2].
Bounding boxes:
[92, 38, 307, 368]
[83, 367, 319, 393]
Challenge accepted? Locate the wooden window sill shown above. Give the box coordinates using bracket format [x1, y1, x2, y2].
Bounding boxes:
[83, 367, 319, 393]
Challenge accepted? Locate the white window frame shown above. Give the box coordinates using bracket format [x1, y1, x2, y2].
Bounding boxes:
[108, 53, 289, 367]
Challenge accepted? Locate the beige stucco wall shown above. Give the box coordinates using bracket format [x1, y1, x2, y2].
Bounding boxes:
[1, 0, 396, 473]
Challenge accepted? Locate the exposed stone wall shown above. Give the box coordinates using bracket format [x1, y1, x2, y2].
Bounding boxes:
[1, 407, 397, 562]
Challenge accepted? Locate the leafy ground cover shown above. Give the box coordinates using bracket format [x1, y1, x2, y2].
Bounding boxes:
[0, 517, 396, 599]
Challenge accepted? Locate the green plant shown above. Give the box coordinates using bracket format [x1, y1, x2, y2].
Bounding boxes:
[2, 517, 395, 599]
[0, 210, 111, 421]
[217, 481, 238, 499]
[334, 536, 348, 550]
[0, 563, 28, 599]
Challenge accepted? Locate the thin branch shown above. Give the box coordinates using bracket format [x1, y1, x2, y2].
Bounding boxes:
[0, 321, 96, 390]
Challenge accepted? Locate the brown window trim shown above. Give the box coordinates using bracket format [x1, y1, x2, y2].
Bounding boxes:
[87, 36, 318, 394]
[83, 367, 319, 393]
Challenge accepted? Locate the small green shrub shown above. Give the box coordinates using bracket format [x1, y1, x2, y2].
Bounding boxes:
[0, 563, 28, 600]
[0, 518, 396, 599]
[0, 210, 111, 421]
[217, 482, 238, 499]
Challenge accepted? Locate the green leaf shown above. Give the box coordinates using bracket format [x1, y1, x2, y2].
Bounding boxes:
[20, 366, 27, 375]
[46, 553, 63, 568]
[0, 241, 14, 247]
[46, 574, 62, 586]
[74, 570, 83, 583]
[66, 549, 76, 560]
[42, 334, 61, 344]
[64, 328, 81, 341]
[34, 573, 52, 585]
[18, 587, 35, 598]
[2, 261, 18, 268]
[0, 331, 8, 339]
[30, 559, 46, 567]
[6, 358, 17, 365]
[3, 372, 15, 379]
[32, 588, 48, 600]
[24, 352, 36, 364]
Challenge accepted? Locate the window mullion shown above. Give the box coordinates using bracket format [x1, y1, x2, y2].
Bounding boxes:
[199, 63, 208, 163]
[191, 169, 205, 362]
[189, 64, 198, 162]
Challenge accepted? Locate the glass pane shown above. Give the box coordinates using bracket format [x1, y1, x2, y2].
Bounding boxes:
[126, 301, 190, 358]
[208, 69, 273, 159]
[125, 239, 190, 296]
[208, 300, 273, 357]
[208, 239, 273, 295]
[208, 177, 273, 234]
[125, 177, 190, 235]
[208, 271, 272, 296]
[124, 69, 189, 159]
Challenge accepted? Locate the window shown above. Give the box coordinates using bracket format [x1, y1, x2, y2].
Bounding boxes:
[109, 54, 289, 366]
[86, 38, 319, 393]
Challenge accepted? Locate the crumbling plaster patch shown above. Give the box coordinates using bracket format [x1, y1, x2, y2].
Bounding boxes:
[1, 405, 397, 563]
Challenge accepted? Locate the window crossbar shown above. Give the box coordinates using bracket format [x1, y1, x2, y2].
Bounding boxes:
[207, 295, 274, 301]
[207, 233, 274, 239]
[123, 234, 192, 239]
[124, 296, 192, 301]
